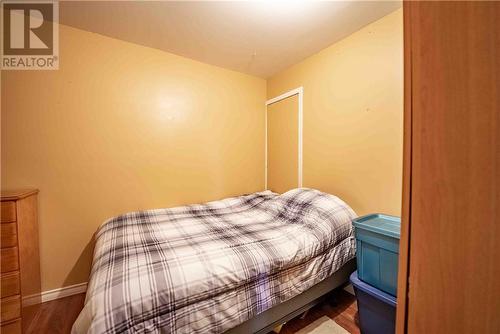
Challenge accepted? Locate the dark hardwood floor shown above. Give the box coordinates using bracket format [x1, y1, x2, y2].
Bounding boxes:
[28, 288, 359, 334]
[28, 293, 85, 334]
[281, 289, 360, 334]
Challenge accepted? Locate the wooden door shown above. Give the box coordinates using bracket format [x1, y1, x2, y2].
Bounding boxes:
[266, 95, 299, 193]
[397, 2, 500, 333]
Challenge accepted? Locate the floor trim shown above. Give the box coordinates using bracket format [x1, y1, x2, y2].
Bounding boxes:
[23, 282, 88, 306]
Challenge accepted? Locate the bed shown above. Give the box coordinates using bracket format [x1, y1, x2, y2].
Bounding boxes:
[72, 188, 357, 334]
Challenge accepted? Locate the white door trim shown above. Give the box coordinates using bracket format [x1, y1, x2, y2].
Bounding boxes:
[265, 87, 304, 190]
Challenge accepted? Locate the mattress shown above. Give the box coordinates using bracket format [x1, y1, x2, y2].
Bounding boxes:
[72, 188, 356, 334]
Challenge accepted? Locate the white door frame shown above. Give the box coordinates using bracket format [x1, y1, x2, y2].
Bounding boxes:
[265, 87, 303, 190]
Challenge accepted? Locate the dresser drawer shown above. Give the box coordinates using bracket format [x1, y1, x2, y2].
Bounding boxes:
[0, 248, 19, 273]
[0, 272, 20, 298]
[0, 223, 17, 248]
[0, 202, 16, 223]
[1, 295, 21, 322]
[0, 319, 21, 334]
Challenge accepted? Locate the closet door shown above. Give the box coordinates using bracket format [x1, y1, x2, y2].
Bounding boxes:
[266, 94, 299, 193]
[397, 2, 500, 333]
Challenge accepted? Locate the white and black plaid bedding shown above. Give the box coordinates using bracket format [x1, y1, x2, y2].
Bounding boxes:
[72, 188, 357, 334]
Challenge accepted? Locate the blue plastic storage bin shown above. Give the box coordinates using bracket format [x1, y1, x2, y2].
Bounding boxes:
[352, 214, 400, 296]
[350, 271, 396, 334]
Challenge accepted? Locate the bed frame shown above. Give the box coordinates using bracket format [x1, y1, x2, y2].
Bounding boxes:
[226, 259, 357, 334]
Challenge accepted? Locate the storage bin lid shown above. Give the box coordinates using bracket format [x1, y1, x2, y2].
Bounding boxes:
[350, 271, 397, 306]
[352, 214, 400, 239]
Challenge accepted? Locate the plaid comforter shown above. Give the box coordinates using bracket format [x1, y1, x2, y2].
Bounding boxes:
[72, 188, 356, 334]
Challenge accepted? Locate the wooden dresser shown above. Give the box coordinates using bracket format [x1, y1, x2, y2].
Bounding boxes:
[1, 190, 41, 334]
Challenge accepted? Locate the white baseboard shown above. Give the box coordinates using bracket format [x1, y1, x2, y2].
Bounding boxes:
[23, 282, 88, 306]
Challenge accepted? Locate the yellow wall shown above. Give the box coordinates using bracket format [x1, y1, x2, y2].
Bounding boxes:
[267, 9, 403, 216]
[1, 24, 266, 291]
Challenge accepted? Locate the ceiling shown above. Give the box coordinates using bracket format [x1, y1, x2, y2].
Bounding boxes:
[59, 1, 401, 78]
